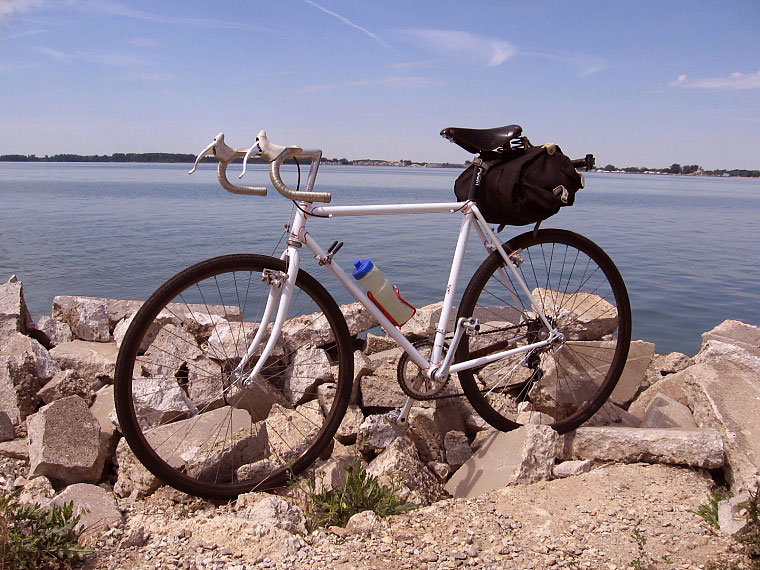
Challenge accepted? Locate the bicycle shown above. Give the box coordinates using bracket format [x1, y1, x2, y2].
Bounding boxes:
[114, 125, 632, 499]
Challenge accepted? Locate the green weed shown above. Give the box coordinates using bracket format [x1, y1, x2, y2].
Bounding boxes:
[0, 489, 92, 569]
[296, 460, 416, 529]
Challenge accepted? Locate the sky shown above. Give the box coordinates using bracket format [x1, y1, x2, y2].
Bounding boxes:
[1, 0, 759, 169]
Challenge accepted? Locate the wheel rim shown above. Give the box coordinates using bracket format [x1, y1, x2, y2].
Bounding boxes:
[457, 230, 631, 433]
[115, 256, 351, 497]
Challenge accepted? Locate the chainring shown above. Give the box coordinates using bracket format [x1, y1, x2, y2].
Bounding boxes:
[396, 340, 451, 400]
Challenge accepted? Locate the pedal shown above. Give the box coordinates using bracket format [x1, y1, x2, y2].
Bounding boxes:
[463, 317, 480, 335]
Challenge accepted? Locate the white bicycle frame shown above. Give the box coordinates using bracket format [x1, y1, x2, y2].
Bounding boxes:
[191, 132, 563, 423]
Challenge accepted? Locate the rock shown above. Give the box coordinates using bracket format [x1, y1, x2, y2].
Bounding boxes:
[50, 483, 122, 538]
[282, 345, 333, 405]
[314, 453, 359, 492]
[112, 310, 177, 351]
[552, 459, 595, 478]
[0, 277, 33, 337]
[531, 289, 618, 340]
[366, 435, 447, 506]
[346, 510, 379, 534]
[141, 324, 201, 378]
[641, 393, 697, 428]
[609, 340, 657, 407]
[60, 297, 112, 342]
[120, 526, 148, 548]
[114, 438, 161, 498]
[366, 347, 403, 368]
[203, 321, 259, 362]
[334, 404, 364, 444]
[718, 492, 751, 536]
[365, 333, 397, 354]
[185, 355, 226, 412]
[239, 496, 306, 535]
[443, 430, 471, 469]
[0, 411, 13, 441]
[684, 327, 760, 493]
[130, 376, 198, 429]
[628, 371, 690, 419]
[445, 425, 558, 498]
[701, 319, 760, 359]
[643, 352, 693, 390]
[53, 296, 241, 330]
[0, 332, 61, 382]
[280, 302, 377, 348]
[0, 439, 28, 460]
[357, 413, 408, 454]
[16, 475, 55, 505]
[27, 395, 104, 485]
[37, 369, 95, 405]
[516, 409, 556, 426]
[236, 458, 279, 484]
[426, 460, 451, 481]
[351, 350, 375, 404]
[360, 362, 407, 408]
[36, 316, 73, 347]
[528, 340, 655, 418]
[49, 340, 120, 387]
[0, 354, 41, 423]
[399, 302, 444, 340]
[561, 426, 724, 468]
[407, 408, 445, 463]
[266, 401, 323, 462]
[585, 401, 642, 427]
[470, 428, 498, 453]
[89, 385, 119, 469]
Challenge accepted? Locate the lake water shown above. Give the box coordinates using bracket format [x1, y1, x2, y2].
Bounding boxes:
[1, 162, 758, 356]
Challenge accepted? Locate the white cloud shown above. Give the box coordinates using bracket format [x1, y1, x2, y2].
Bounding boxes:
[36, 46, 65, 59]
[670, 71, 760, 90]
[0, 0, 44, 18]
[303, 0, 390, 49]
[302, 75, 442, 92]
[400, 29, 515, 67]
[70, 0, 273, 32]
[0, 28, 46, 40]
[120, 71, 174, 81]
[128, 37, 156, 48]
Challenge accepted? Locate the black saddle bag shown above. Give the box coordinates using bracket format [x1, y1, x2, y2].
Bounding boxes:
[454, 144, 584, 226]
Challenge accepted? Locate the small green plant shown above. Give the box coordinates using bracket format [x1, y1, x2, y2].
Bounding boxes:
[0, 489, 92, 569]
[695, 488, 728, 528]
[297, 460, 416, 529]
[629, 527, 649, 570]
[735, 486, 760, 569]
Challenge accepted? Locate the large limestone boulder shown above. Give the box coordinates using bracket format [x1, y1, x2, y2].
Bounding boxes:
[0, 355, 42, 423]
[445, 425, 558, 498]
[356, 413, 408, 455]
[683, 322, 760, 493]
[0, 277, 34, 337]
[37, 369, 95, 405]
[608, 340, 657, 407]
[642, 352, 693, 391]
[114, 438, 161, 498]
[112, 309, 177, 351]
[27, 395, 104, 485]
[0, 332, 61, 382]
[360, 361, 406, 409]
[531, 289, 618, 340]
[399, 302, 444, 340]
[140, 324, 201, 377]
[640, 393, 697, 428]
[35, 316, 73, 347]
[281, 345, 333, 405]
[628, 371, 691, 418]
[49, 340, 120, 387]
[50, 484, 122, 538]
[280, 302, 378, 348]
[59, 297, 112, 342]
[366, 435, 447, 506]
[238, 496, 307, 535]
[130, 376, 198, 429]
[560, 426, 724, 469]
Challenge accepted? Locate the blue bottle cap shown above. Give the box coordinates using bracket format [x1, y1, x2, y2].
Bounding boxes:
[352, 260, 374, 280]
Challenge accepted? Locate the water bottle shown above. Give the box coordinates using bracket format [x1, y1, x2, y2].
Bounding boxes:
[352, 260, 416, 327]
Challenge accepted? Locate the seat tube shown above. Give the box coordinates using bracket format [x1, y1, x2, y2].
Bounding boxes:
[431, 212, 473, 365]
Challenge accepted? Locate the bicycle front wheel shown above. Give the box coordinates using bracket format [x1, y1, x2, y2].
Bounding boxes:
[455, 229, 631, 434]
[114, 254, 353, 499]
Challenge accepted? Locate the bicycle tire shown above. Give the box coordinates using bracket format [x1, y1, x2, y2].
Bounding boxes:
[455, 229, 631, 434]
[114, 254, 353, 499]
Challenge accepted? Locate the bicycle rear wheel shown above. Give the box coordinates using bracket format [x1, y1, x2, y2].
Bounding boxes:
[114, 254, 353, 499]
[455, 229, 631, 434]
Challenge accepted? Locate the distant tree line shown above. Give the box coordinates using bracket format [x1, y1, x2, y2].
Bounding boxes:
[599, 162, 760, 178]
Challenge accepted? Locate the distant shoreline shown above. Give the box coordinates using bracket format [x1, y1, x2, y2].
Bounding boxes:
[0, 154, 757, 177]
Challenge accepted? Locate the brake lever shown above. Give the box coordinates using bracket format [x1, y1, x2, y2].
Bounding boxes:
[188, 135, 218, 174]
